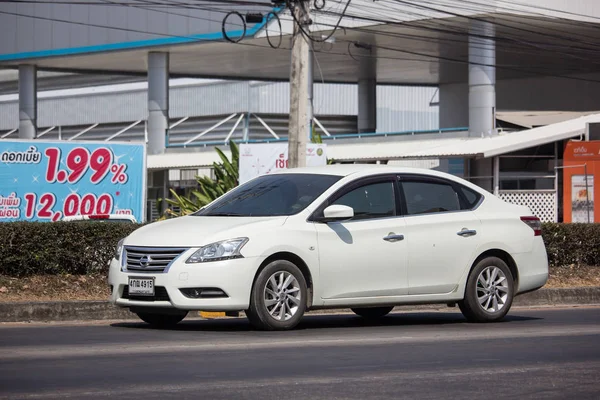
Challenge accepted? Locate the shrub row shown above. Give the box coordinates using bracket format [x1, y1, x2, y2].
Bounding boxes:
[541, 223, 600, 268]
[0, 222, 598, 277]
[0, 221, 140, 277]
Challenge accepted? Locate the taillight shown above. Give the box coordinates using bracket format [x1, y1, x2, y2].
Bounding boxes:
[521, 216, 541, 236]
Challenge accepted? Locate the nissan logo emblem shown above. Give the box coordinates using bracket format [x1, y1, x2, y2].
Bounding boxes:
[139, 255, 152, 267]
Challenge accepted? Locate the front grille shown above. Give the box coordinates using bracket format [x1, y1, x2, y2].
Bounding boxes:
[124, 246, 188, 273]
[122, 285, 171, 302]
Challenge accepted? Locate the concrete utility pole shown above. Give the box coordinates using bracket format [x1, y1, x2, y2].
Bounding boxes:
[288, 1, 311, 168]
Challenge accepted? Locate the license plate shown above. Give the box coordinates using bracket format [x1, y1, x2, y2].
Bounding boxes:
[128, 277, 155, 296]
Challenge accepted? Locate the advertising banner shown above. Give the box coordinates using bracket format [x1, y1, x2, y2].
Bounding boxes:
[239, 143, 327, 184]
[563, 140, 600, 223]
[571, 175, 594, 223]
[0, 139, 146, 222]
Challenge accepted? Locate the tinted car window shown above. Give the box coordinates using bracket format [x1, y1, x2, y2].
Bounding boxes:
[194, 174, 341, 217]
[459, 185, 482, 209]
[401, 180, 460, 215]
[332, 181, 396, 220]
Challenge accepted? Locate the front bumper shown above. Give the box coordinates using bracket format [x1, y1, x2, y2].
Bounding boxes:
[108, 254, 264, 311]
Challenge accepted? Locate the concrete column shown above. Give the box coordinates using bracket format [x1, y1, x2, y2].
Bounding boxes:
[468, 21, 496, 192]
[470, 158, 493, 193]
[18, 65, 37, 139]
[308, 48, 314, 140]
[468, 20, 496, 137]
[358, 53, 377, 134]
[439, 83, 468, 129]
[358, 78, 377, 133]
[153, 170, 169, 217]
[147, 52, 169, 155]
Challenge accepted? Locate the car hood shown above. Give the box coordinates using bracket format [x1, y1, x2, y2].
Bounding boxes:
[124, 215, 288, 248]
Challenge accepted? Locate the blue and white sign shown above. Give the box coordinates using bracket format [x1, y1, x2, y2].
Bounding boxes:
[0, 139, 146, 222]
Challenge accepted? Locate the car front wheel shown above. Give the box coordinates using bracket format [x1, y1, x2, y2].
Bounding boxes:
[459, 256, 514, 322]
[246, 260, 307, 331]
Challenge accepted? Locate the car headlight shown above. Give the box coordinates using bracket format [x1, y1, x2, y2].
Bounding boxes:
[115, 238, 125, 261]
[186, 238, 249, 263]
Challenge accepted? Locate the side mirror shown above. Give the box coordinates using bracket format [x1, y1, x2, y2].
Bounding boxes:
[320, 204, 354, 222]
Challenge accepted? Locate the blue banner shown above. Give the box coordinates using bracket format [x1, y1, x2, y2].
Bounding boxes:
[0, 139, 146, 222]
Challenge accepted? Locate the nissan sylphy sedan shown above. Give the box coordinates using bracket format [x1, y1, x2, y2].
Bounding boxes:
[108, 165, 548, 330]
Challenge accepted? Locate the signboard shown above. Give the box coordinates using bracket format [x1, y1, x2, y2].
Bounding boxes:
[562, 140, 600, 223]
[239, 143, 327, 184]
[0, 139, 146, 222]
[571, 175, 594, 223]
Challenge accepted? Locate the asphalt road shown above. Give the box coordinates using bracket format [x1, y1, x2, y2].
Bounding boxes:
[0, 307, 599, 400]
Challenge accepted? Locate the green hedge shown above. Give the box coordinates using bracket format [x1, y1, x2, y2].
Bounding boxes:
[542, 223, 600, 268]
[0, 222, 598, 277]
[0, 221, 140, 277]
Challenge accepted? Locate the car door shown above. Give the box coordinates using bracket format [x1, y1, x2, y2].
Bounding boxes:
[313, 176, 408, 301]
[399, 175, 483, 295]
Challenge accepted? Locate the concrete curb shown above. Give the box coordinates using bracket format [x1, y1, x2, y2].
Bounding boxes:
[0, 287, 599, 323]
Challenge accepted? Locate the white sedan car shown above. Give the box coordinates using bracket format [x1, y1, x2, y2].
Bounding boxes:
[108, 165, 548, 330]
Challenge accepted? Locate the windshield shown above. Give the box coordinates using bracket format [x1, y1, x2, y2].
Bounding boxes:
[194, 173, 341, 217]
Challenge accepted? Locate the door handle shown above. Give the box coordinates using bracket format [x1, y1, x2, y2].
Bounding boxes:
[457, 228, 477, 237]
[383, 233, 404, 242]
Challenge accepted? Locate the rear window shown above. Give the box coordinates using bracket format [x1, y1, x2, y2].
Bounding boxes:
[459, 186, 482, 209]
[402, 180, 461, 215]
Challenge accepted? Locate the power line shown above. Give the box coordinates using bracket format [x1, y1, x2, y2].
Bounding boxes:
[0, 0, 274, 6]
[387, 0, 600, 52]
[4, 1, 600, 85]
[315, 1, 600, 66]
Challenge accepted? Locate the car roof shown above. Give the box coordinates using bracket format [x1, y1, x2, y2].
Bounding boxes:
[271, 164, 452, 178]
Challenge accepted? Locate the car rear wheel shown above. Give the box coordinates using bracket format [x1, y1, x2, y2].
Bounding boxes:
[459, 257, 514, 323]
[351, 306, 394, 319]
[135, 311, 187, 328]
[246, 260, 307, 331]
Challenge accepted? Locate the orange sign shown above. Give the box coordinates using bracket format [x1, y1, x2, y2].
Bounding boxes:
[564, 141, 600, 161]
[563, 141, 600, 223]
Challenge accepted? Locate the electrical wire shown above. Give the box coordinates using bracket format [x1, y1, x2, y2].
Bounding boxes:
[307, 38, 327, 117]
[0, 0, 275, 6]
[387, 0, 600, 53]
[315, 1, 600, 70]
[4, 0, 600, 85]
[285, 0, 352, 43]
[96, 0, 245, 28]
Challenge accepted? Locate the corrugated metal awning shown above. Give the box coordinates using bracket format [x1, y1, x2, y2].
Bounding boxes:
[405, 113, 600, 159]
[496, 111, 600, 129]
[146, 113, 600, 169]
[148, 150, 227, 170]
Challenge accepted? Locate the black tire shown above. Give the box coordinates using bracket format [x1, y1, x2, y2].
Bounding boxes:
[351, 306, 394, 319]
[459, 256, 514, 323]
[246, 260, 307, 331]
[136, 311, 187, 328]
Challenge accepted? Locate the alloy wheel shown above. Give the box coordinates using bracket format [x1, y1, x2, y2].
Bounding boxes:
[263, 271, 302, 321]
[476, 265, 510, 313]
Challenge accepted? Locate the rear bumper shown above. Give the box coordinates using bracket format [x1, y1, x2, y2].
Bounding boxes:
[107, 254, 264, 312]
[514, 237, 549, 294]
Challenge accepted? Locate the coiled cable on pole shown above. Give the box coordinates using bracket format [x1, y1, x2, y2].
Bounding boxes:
[265, 11, 283, 49]
[221, 11, 246, 43]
